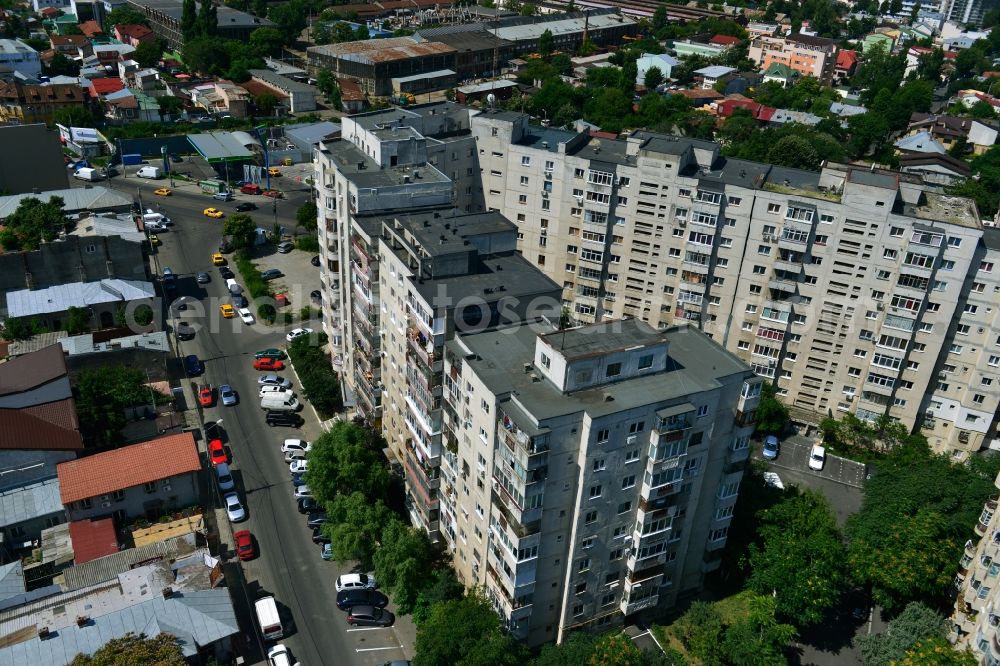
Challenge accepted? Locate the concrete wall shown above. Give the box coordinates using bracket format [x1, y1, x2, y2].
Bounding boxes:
[0, 125, 68, 194]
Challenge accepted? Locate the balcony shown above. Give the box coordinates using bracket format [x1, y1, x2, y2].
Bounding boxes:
[768, 277, 798, 294]
[492, 489, 540, 539]
[407, 327, 442, 369]
[620, 592, 659, 616]
[773, 259, 803, 275]
[498, 412, 549, 457]
[351, 237, 371, 265]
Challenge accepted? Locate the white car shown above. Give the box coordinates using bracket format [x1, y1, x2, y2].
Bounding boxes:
[260, 385, 293, 398]
[808, 445, 826, 471]
[258, 374, 292, 389]
[286, 327, 314, 342]
[281, 439, 312, 455]
[267, 644, 296, 666]
[335, 573, 378, 592]
[762, 471, 784, 490]
[289, 459, 308, 474]
[239, 307, 255, 324]
[224, 493, 246, 522]
[293, 484, 312, 499]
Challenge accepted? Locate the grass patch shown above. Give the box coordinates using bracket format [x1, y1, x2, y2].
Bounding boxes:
[295, 235, 319, 253]
[287, 333, 341, 418]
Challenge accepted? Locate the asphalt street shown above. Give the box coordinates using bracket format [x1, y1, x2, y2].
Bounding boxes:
[87, 169, 414, 665]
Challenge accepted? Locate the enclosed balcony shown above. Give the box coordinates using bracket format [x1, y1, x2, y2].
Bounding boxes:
[407, 326, 442, 370]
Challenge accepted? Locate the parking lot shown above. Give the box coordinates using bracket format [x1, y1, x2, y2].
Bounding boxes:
[244, 243, 323, 323]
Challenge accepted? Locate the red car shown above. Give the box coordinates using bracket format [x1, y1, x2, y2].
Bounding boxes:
[198, 384, 213, 407]
[253, 357, 285, 371]
[262, 189, 283, 199]
[208, 438, 227, 466]
[240, 183, 261, 195]
[234, 530, 255, 560]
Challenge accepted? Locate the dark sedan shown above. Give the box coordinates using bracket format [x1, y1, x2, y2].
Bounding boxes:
[346, 606, 394, 627]
[236, 202, 257, 212]
[184, 354, 201, 376]
[336, 589, 388, 611]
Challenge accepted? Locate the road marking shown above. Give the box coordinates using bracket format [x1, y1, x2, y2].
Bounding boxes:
[356, 646, 402, 652]
[346, 627, 392, 632]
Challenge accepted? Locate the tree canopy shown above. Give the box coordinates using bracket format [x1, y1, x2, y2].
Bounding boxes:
[858, 602, 946, 666]
[0, 196, 66, 251]
[69, 632, 184, 666]
[223, 213, 257, 252]
[74, 365, 165, 445]
[413, 591, 528, 666]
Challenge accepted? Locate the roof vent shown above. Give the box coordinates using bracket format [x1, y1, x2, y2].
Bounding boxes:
[162, 587, 173, 599]
[38, 627, 50, 639]
[542, 141, 549, 148]
[76, 616, 89, 627]
[530, 374, 541, 382]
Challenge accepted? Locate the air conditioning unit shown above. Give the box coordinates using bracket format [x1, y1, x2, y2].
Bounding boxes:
[626, 434, 637, 444]
[101, 501, 111, 508]
[541, 191, 549, 199]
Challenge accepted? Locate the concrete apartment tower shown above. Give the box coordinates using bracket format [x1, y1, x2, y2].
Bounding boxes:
[441, 318, 759, 646]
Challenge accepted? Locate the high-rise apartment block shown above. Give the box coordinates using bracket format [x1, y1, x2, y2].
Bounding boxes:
[441, 319, 759, 644]
[470, 109, 1000, 459]
[951, 471, 1000, 662]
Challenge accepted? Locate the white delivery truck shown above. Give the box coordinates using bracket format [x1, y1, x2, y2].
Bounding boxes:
[255, 596, 283, 640]
[136, 165, 162, 179]
[260, 393, 300, 412]
[73, 167, 103, 182]
[143, 213, 169, 231]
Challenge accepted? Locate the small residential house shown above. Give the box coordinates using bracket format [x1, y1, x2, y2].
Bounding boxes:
[0, 345, 84, 454]
[338, 77, 365, 113]
[57, 432, 201, 523]
[834, 49, 858, 83]
[5, 279, 155, 331]
[113, 23, 154, 47]
[762, 62, 798, 87]
[635, 53, 678, 85]
[895, 130, 946, 154]
[693, 65, 736, 90]
[907, 112, 999, 154]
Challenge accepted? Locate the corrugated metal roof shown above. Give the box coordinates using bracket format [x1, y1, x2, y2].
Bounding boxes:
[0, 564, 24, 605]
[0, 477, 62, 528]
[61, 533, 197, 592]
[6, 279, 154, 319]
[490, 12, 634, 42]
[186, 132, 254, 162]
[59, 331, 169, 356]
[0, 187, 132, 218]
[0, 345, 67, 396]
[391, 69, 455, 84]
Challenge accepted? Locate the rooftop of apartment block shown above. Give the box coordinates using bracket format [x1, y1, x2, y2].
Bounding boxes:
[451, 320, 751, 423]
[539, 318, 665, 360]
[319, 138, 450, 189]
[983, 227, 1000, 249]
[386, 209, 515, 256]
[411, 251, 560, 305]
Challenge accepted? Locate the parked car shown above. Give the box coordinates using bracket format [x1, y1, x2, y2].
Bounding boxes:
[234, 530, 255, 560]
[219, 266, 235, 279]
[198, 384, 213, 407]
[263, 189, 283, 199]
[346, 606, 394, 627]
[336, 588, 388, 611]
[310, 290, 322, 302]
[293, 484, 312, 499]
[236, 202, 257, 211]
[311, 526, 330, 544]
[267, 644, 292, 666]
[808, 445, 826, 471]
[281, 439, 311, 454]
[212, 252, 226, 266]
[260, 268, 283, 280]
[184, 354, 202, 376]
[762, 435, 779, 460]
[215, 462, 235, 491]
[254, 357, 285, 371]
[286, 327, 313, 342]
[213, 191, 234, 201]
[259, 374, 292, 389]
[208, 439, 227, 466]
[297, 497, 317, 513]
[239, 307, 255, 324]
[255, 348, 286, 360]
[307, 512, 328, 529]
[240, 183, 262, 195]
[260, 385, 292, 398]
[311, 255, 320, 267]
[224, 493, 246, 522]
[196, 271, 210, 284]
[289, 459, 308, 474]
[266, 410, 303, 427]
[176, 322, 195, 341]
[220, 384, 238, 406]
[321, 542, 333, 560]
[220, 304, 235, 318]
[335, 573, 377, 592]
[277, 241, 294, 253]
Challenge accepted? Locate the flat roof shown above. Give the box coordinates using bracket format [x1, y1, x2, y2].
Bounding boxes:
[248, 68, 316, 93]
[187, 131, 255, 162]
[490, 12, 634, 42]
[413, 252, 560, 307]
[539, 318, 666, 360]
[453, 321, 750, 423]
[128, 0, 273, 28]
[457, 80, 518, 95]
[387, 209, 515, 257]
[309, 37, 455, 65]
[0, 477, 62, 528]
[0, 187, 131, 218]
[6, 279, 154, 318]
[319, 139, 451, 189]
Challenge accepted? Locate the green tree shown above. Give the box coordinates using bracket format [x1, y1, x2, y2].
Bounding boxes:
[745, 490, 849, 627]
[411, 568, 464, 626]
[269, 0, 308, 44]
[54, 105, 96, 128]
[767, 134, 821, 170]
[46, 52, 80, 76]
[373, 519, 435, 613]
[898, 637, 976, 666]
[323, 493, 395, 567]
[858, 601, 946, 666]
[0, 316, 46, 341]
[65, 306, 92, 334]
[251, 0, 267, 16]
[304, 421, 388, 502]
[539, 28, 554, 57]
[970, 99, 996, 118]
[254, 93, 279, 116]
[156, 95, 183, 118]
[532, 632, 602, 666]
[0, 196, 66, 251]
[133, 39, 165, 68]
[197, 0, 218, 37]
[182, 36, 230, 74]
[74, 365, 163, 444]
[413, 592, 528, 666]
[295, 201, 317, 230]
[105, 6, 151, 27]
[643, 65, 664, 90]
[69, 632, 185, 666]
[754, 383, 789, 435]
[180, 0, 198, 41]
[223, 213, 256, 252]
[249, 26, 284, 57]
[652, 5, 667, 31]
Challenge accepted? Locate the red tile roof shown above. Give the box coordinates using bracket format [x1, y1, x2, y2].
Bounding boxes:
[57, 432, 200, 504]
[0, 344, 66, 395]
[69, 518, 118, 564]
[50, 35, 88, 47]
[90, 78, 125, 95]
[836, 49, 858, 69]
[115, 23, 153, 40]
[39, 7, 60, 16]
[78, 20, 103, 37]
[709, 35, 741, 46]
[0, 399, 83, 451]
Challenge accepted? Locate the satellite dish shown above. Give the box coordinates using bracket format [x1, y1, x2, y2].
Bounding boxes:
[487, 93, 496, 108]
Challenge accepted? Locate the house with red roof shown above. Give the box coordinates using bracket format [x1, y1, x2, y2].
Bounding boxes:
[78, 20, 103, 39]
[709, 34, 741, 48]
[49, 34, 90, 58]
[113, 24, 154, 47]
[57, 432, 201, 522]
[0, 345, 83, 453]
[68, 517, 119, 564]
[88, 77, 125, 99]
[835, 49, 858, 83]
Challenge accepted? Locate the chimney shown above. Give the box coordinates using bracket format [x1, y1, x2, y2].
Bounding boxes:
[38, 627, 50, 639]
[162, 587, 173, 599]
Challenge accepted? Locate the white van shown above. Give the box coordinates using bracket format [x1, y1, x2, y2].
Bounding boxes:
[260, 393, 299, 412]
[136, 165, 162, 179]
[73, 167, 103, 182]
[255, 596, 283, 640]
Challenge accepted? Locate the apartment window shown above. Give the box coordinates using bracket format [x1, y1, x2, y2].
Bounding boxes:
[521, 156, 531, 166]
[617, 501, 632, 514]
[767, 203, 780, 213]
[578, 558, 591, 572]
[989, 355, 1000, 367]
[948, 236, 962, 248]
[575, 582, 587, 595]
[143, 482, 156, 493]
[697, 405, 709, 417]
[621, 475, 636, 489]
[638, 354, 653, 370]
[574, 168, 584, 178]
[709, 527, 729, 542]
[758, 244, 771, 255]
[728, 196, 742, 206]
[965, 304, 979, 314]
[753, 265, 766, 275]
[573, 603, 584, 616]
[884, 249, 898, 260]
[491, 127, 498, 136]
[609, 548, 623, 561]
[596, 428, 610, 442]
[624, 449, 639, 463]
[982, 261, 995, 273]
[589, 485, 603, 499]
[606, 363, 622, 377]
[889, 226, 904, 237]
[519, 176, 529, 186]
[974, 393, 987, 404]
[582, 536, 595, 550]
[593, 458, 606, 472]
[585, 510, 598, 523]
[540, 353, 551, 369]
[518, 194, 527, 204]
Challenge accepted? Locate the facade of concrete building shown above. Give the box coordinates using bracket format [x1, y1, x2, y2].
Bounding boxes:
[748, 33, 839, 83]
[0, 39, 40, 79]
[307, 38, 456, 97]
[441, 318, 758, 646]
[0, 82, 89, 126]
[126, 0, 273, 50]
[470, 110, 1000, 458]
[314, 102, 485, 418]
[375, 209, 561, 538]
[0, 124, 69, 194]
[950, 471, 1000, 660]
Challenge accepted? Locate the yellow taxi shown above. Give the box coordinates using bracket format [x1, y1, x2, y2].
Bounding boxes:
[212, 252, 226, 266]
[150, 234, 161, 246]
[219, 304, 235, 318]
[268, 167, 281, 177]
[203, 207, 224, 219]
[153, 187, 171, 196]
